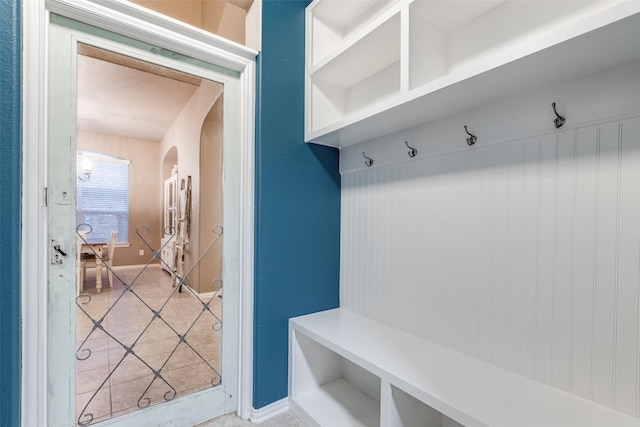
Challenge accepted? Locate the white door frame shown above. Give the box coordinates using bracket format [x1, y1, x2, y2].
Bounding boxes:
[21, 1, 256, 425]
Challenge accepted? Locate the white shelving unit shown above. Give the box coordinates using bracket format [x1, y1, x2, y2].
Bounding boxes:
[304, 0, 640, 148]
[160, 167, 177, 274]
[308, 2, 402, 133]
[289, 308, 640, 427]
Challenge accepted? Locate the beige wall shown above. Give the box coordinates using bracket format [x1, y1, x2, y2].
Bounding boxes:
[202, 0, 246, 44]
[245, 0, 261, 51]
[131, 0, 202, 27]
[129, 0, 248, 45]
[198, 95, 224, 293]
[78, 131, 162, 267]
[161, 80, 223, 293]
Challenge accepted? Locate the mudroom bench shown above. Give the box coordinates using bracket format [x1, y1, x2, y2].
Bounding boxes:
[289, 308, 640, 427]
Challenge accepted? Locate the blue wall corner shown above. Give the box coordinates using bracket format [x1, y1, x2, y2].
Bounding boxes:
[0, 0, 22, 424]
[254, 0, 341, 409]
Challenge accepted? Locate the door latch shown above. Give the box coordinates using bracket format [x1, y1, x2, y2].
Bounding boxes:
[51, 239, 68, 264]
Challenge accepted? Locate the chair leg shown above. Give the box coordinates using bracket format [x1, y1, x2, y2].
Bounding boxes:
[79, 265, 85, 294]
[76, 264, 82, 296]
[107, 261, 113, 288]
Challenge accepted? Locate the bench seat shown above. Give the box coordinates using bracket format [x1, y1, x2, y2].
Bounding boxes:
[289, 308, 640, 427]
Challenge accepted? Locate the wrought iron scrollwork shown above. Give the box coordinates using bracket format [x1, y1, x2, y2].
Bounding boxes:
[75, 224, 224, 425]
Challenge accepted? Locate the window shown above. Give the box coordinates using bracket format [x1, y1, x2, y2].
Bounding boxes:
[77, 153, 130, 244]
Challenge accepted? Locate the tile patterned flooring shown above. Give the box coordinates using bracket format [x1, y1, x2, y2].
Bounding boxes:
[198, 411, 305, 427]
[76, 265, 222, 425]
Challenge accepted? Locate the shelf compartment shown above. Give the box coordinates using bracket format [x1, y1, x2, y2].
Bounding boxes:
[409, 0, 616, 89]
[290, 331, 381, 427]
[310, 62, 400, 134]
[384, 384, 464, 427]
[309, 12, 401, 134]
[409, 0, 508, 90]
[308, 0, 397, 66]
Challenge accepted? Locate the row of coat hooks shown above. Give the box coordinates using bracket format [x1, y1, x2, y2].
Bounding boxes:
[362, 102, 566, 167]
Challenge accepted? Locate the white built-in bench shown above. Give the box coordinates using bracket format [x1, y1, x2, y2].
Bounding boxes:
[289, 308, 640, 427]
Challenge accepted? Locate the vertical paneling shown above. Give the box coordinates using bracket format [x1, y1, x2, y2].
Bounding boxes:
[478, 145, 497, 362]
[592, 122, 620, 407]
[383, 165, 399, 327]
[571, 126, 598, 399]
[552, 131, 575, 392]
[364, 167, 376, 320]
[615, 117, 640, 416]
[536, 134, 557, 386]
[423, 156, 442, 341]
[341, 116, 640, 416]
[492, 145, 509, 368]
[412, 159, 430, 339]
[453, 151, 472, 354]
[466, 149, 484, 360]
[519, 138, 540, 378]
[505, 140, 525, 373]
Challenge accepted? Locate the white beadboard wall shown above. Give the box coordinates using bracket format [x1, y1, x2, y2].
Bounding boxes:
[340, 59, 640, 417]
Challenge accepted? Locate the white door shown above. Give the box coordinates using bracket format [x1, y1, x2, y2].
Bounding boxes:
[47, 14, 242, 427]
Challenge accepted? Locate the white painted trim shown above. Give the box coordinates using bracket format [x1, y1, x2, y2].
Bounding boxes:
[45, 0, 258, 71]
[21, 0, 257, 424]
[238, 58, 257, 421]
[21, 1, 49, 427]
[90, 387, 233, 427]
[250, 398, 290, 424]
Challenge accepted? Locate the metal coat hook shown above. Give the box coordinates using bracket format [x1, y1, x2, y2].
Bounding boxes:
[362, 152, 374, 167]
[552, 102, 565, 128]
[464, 125, 477, 146]
[405, 141, 417, 158]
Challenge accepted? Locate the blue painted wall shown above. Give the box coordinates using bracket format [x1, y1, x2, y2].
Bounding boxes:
[254, 0, 341, 408]
[0, 0, 22, 424]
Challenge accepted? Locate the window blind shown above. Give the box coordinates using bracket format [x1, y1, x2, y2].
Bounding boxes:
[77, 154, 130, 244]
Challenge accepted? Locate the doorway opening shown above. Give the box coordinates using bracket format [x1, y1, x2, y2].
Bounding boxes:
[74, 45, 225, 425]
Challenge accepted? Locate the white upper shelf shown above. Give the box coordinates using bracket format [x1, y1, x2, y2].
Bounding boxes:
[305, 0, 640, 148]
[411, 0, 506, 35]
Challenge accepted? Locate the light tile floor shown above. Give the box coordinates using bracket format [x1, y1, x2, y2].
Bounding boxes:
[76, 265, 222, 426]
[197, 411, 305, 427]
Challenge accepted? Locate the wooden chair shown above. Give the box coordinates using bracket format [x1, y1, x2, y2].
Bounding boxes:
[77, 231, 118, 294]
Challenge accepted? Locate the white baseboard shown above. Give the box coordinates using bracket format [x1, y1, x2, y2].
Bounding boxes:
[112, 263, 160, 270]
[249, 398, 289, 424]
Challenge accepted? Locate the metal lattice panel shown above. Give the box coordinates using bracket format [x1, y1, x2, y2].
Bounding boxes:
[75, 225, 223, 426]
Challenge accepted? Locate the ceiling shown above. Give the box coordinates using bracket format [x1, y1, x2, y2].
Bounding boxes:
[76, 49, 201, 142]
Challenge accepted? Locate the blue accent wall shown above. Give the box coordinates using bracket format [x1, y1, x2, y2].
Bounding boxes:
[0, 0, 22, 424]
[254, 0, 341, 408]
